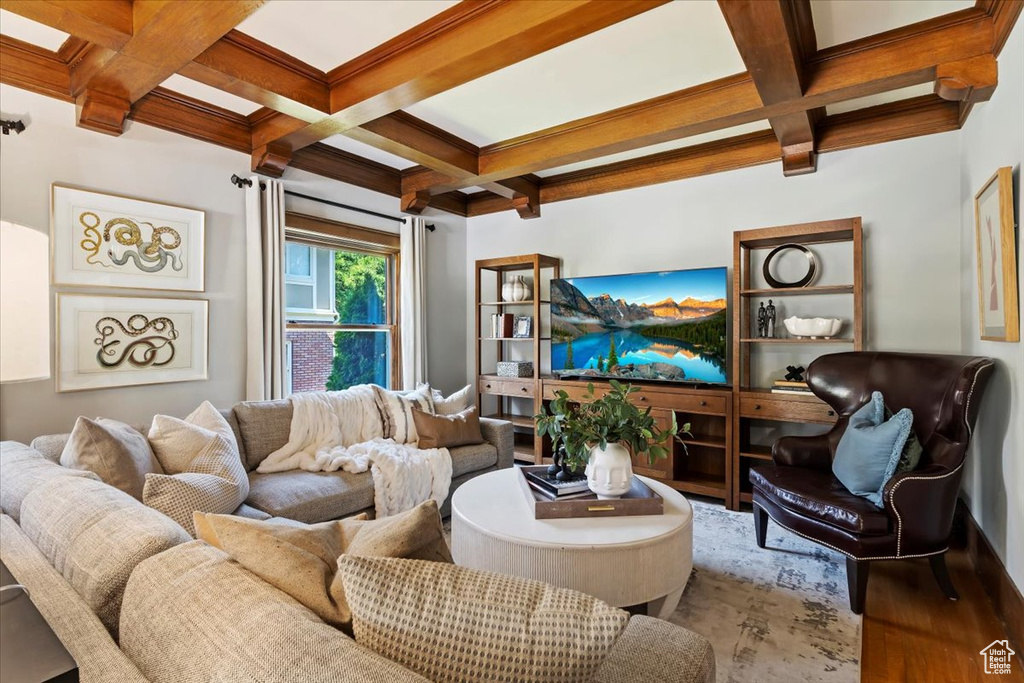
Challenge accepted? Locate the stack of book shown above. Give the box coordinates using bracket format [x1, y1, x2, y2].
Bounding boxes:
[523, 468, 592, 501]
[489, 313, 514, 338]
[771, 379, 814, 396]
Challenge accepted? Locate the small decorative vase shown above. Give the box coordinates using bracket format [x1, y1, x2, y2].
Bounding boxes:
[501, 279, 515, 302]
[511, 275, 532, 302]
[585, 442, 633, 499]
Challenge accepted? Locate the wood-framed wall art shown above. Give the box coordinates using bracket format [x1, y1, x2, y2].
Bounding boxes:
[974, 167, 1019, 342]
[51, 184, 205, 292]
[56, 294, 209, 392]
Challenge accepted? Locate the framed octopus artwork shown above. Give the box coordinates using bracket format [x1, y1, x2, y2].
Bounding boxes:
[56, 294, 208, 392]
[51, 184, 205, 292]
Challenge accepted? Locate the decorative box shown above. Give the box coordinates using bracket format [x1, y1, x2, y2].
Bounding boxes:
[496, 361, 533, 378]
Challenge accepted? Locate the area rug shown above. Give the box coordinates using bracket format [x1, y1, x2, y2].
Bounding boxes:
[674, 499, 861, 683]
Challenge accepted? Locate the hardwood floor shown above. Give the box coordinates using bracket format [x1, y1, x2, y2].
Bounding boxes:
[862, 545, 1022, 682]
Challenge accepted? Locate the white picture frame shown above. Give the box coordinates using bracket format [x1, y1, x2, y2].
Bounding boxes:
[56, 294, 209, 392]
[52, 184, 205, 292]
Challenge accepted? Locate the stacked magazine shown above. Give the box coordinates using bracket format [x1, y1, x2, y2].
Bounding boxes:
[524, 469, 592, 500]
[771, 379, 814, 396]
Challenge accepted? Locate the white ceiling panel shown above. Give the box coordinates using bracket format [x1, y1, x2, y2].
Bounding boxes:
[533, 121, 771, 178]
[160, 74, 262, 115]
[235, 0, 459, 73]
[826, 83, 935, 115]
[405, 2, 746, 147]
[0, 9, 69, 51]
[811, 0, 974, 49]
[321, 135, 417, 170]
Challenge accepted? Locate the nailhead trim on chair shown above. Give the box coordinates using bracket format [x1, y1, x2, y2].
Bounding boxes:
[888, 363, 987, 556]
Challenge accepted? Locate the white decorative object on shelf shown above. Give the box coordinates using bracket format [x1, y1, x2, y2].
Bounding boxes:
[502, 275, 532, 302]
[585, 442, 633, 498]
[783, 316, 843, 339]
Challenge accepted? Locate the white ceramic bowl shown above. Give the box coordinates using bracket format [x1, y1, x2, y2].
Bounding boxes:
[783, 316, 843, 339]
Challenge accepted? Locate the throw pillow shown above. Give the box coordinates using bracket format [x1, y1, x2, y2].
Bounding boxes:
[339, 555, 629, 683]
[833, 391, 914, 507]
[60, 417, 163, 500]
[412, 406, 484, 449]
[431, 384, 473, 416]
[884, 404, 924, 472]
[143, 403, 250, 533]
[193, 499, 452, 630]
[372, 384, 434, 444]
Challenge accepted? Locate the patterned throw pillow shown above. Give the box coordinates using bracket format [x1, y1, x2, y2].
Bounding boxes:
[143, 402, 249, 533]
[431, 384, 473, 416]
[372, 384, 434, 444]
[339, 556, 629, 683]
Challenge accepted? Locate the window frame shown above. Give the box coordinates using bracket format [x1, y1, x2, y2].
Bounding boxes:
[283, 212, 401, 390]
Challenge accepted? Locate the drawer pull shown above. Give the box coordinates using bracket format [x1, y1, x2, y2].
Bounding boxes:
[699, 400, 707, 407]
[827, 410, 835, 417]
[754, 404, 762, 410]
[485, 383, 492, 389]
[521, 387, 528, 392]
[638, 396, 648, 402]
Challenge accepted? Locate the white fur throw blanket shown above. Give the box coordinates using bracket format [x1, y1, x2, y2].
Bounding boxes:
[256, 387, 452, 517]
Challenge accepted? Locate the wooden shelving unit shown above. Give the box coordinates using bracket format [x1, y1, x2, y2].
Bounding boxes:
[731, 218, 864, 508]
[540, 379, 734, 507]
[474, 253, 561, 464]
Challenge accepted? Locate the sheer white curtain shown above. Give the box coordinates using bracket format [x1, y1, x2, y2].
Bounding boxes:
[400, 216, 428, 389]
[245, 177, 286, 401]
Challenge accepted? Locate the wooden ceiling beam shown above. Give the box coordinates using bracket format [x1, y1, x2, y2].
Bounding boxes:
[416, 7, 996, 192]
[2, 0, 133, 51]
[0, 34, 73, 102]
[465, 95, 963, 217]
[66, 1, 265, 135]
[719, 0, 822, 176]
[263, 0, 670, 152]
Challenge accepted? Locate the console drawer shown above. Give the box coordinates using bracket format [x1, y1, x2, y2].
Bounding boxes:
[739, 395, 836, 424]
[479, 377, 535, 398]
[631, 390, 727, 415]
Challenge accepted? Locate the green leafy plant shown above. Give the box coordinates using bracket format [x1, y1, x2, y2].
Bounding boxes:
[535, 380, 691, 470]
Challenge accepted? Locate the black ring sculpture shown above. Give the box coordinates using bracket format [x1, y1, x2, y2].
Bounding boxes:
[763, 243, 816, 288]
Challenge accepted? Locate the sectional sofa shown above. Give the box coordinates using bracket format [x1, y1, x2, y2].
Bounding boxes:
[0, 397, 717, 683]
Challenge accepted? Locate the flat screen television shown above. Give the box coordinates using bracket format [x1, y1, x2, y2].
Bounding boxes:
[551, 267, 728, 385]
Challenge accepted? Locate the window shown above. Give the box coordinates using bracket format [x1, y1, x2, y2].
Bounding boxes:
[284, 214, 400, 394]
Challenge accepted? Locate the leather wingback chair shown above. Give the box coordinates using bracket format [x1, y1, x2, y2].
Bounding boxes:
[749, 352, 994, 614]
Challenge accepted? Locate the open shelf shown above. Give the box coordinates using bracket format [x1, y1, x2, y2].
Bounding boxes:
[739, 337, 853, 344]
[483, 413, 534, 429]
[479, 300, 550, 306]
[681, 434, 727, 450]
[739, 285, 854, 297]
[663, 472, 727, 498]
[739, 444, 773, 461]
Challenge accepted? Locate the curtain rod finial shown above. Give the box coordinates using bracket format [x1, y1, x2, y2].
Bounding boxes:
[230, 174, 253, 189]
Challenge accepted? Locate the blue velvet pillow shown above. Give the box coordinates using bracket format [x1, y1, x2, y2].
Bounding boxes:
[832, 391, 914, 507]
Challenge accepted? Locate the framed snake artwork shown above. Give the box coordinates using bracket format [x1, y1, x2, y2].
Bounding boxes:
[51, 184, 205, 292]
[56, 294, 208, 392]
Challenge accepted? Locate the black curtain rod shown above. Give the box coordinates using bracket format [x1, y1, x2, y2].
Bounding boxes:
[230, 174, 434, 231]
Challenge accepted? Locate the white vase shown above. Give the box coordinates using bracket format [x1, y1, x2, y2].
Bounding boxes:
[585, 442, 633, 499]
[501, 279, 515, 302]
[511, 275, 532, 302]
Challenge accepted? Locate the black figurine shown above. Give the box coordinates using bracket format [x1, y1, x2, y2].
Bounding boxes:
[757, 302, 767, 338]
[766, 299, 777, 338]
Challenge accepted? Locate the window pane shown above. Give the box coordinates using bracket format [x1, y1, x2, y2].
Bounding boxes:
[286, 283, 313, 310]
[286, 329, 389, 394]
[315, 249, 334, 312]
[286, 243, 311, 277]
[335, 251, 387, 324]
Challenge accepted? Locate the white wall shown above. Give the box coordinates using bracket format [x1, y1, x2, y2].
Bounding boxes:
[468, 130, 964, 381]
[958, 20, 1024, 592]
[0, 85, 467, 443]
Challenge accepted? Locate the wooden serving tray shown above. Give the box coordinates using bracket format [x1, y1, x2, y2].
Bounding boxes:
[517, 466, 664, 519]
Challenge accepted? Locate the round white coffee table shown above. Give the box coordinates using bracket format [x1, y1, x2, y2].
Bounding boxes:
[451, 468, 693, 618]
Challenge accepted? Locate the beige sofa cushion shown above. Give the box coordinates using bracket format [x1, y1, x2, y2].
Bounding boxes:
[19, 475, 191, 637]
[246, 468, 374, 523]
[119, 540, 431, 683]
[232, 398, 293, 470]
[593, 615, 716, 683]
[0, 515, 149, 683]
[143, 403, 250, 534]
[60, 418, 162, 500]
[193, 500, 451, 630]
[340, 556, 629, 683]
[0, 441, 100, 523]
[450, 442, 498, 478]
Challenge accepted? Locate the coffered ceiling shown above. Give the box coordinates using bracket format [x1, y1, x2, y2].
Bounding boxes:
[0, 0, 1019, 221]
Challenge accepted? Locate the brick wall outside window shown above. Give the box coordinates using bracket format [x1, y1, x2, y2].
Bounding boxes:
[287, 330, 334, 393]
